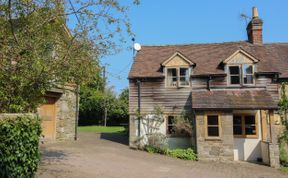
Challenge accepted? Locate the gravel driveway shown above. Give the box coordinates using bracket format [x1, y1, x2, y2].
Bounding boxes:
[36, 132, 287, 178]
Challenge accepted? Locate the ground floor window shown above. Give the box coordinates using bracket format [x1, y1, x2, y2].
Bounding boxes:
[167, 116, 176, 135]
[206, 115, 220, 138]
[166, 116, 191, 137]
[233, 114, 257, 138]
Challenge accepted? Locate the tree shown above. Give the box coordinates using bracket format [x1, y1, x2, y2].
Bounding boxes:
[108, 88, 129, 125]
[0, 0, 138, 112]
[79, 86, 129, 126]
[279, 82, 288, 166]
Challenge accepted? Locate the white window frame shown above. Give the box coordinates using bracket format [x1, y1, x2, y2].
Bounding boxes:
[165, 67, 190, 88]
[227, 64, 255, 86]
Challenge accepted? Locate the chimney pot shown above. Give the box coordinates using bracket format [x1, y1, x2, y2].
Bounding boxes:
[252, 7, 259, 19]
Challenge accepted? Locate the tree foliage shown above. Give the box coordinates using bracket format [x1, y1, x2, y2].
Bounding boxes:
[279, 82, 288, 166]
[0, 0, 137, 112]
[79, 87, 129, 126]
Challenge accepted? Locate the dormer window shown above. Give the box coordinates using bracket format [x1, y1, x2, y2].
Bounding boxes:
[228, 64, 254, 85]
[223, 49, 258, 86]
[161, 51, 195, 88]
[166, 67, 190, 87]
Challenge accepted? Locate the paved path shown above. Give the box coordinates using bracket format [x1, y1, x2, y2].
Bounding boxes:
[37, 132, 287, 178]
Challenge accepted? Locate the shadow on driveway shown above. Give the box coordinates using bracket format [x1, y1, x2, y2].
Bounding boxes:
[100, 132, 129, 145]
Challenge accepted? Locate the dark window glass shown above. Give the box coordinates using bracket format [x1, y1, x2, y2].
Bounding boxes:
[230, 76, 240, 84]
[208, 127, 219, 137]
[245, 126, 256, 135]
[207, 115, 219, 137]
[245, 115, 256, 135]
[233, 116, 242, 124]
[207, 115, 218, 125]
[167, 116, 175, 135]
[229, 66, 240, 74]
[233, 115, 242, 135]
[233, 126, 242, 135]
[245, 116, 255, 125]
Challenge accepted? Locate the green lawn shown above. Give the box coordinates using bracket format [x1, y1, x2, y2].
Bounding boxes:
[281, 167, 288, 174]
[78, 126, 125, 133]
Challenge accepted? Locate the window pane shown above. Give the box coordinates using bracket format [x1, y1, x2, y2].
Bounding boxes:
[207, 115, 218, 125]
[233, 126, 242, 135]
[230, 76, 240, 84]
[180, 68, 189, 76]
[233, 116, 242, 124]
[244, 75, 254, 84]
[180, 68, 189, 86]
[167, 68, 177, 86]
[208, 127, 219, 137]
[229, 66, 240, 74]
[243, 64, 253, 74]
[245, 116, 255, 124]
[167, 126, 175, 134]
[245, 115, 256, 135]
[245, 126, 256, 135]
[168, 116, 174, 125]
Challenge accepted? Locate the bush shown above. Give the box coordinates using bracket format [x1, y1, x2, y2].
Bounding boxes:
[0, 115, 42, 178]
[144, 145, 167, 154]
[167, 148, 197, 160]
[144, 145, 197, 161]
[280, 141, 288, 167]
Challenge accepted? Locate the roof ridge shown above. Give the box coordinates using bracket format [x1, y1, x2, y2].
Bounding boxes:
[141, 41, 248, 47]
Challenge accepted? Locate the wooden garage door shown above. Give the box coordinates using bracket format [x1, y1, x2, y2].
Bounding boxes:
[39, 97, 56, 140]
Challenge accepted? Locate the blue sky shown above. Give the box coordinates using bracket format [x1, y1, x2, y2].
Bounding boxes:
[101, 0, 288, 94]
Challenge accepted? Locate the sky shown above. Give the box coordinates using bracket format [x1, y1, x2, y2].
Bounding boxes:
[101, 0, 288, 94]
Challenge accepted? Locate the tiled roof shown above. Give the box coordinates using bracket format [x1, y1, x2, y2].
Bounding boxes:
[191, 90, 278, 109]
[129, 41, 288, 79]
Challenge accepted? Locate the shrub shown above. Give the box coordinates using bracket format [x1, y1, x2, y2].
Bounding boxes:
[0, 115, 42, 178]
[144, 145, 197, 161]
[144, 145, 167, 154]
[280, 141, 288, 167]
[147, 133, 167, 149]
[167, 148, 197, 160]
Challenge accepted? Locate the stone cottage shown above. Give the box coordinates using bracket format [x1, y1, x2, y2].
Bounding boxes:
[128, 7, 288, 168]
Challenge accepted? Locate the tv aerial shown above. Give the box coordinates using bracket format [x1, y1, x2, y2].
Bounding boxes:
[133, 43, 142, 51]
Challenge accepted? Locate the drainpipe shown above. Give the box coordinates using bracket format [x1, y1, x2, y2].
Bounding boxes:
[74, 85, 80, 141]
[207, 75, 212, 91]
[137, 79, 141, 137]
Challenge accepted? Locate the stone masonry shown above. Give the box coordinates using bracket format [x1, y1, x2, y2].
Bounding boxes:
[196, 111, 234, 161]
[55, 85, 77, 141]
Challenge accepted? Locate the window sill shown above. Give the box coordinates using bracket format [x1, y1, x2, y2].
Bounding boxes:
[205, 137, 222, 141]
[233, 135, 258, 139]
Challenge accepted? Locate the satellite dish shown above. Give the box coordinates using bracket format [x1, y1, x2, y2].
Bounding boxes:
[134, 43, 141, 51]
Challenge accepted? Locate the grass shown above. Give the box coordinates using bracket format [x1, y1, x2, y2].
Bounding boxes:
[281, 167, 288, 174]
[78, 125, 125, 133]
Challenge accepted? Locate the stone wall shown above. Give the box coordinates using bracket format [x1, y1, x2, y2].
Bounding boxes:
[195, 111, 234, 161]
[55, 86, 77, 141]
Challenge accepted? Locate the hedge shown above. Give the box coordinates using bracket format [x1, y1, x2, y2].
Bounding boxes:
[0, 115, 41, 178]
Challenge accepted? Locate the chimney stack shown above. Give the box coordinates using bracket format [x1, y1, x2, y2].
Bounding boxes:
[246, 7, 263, 44]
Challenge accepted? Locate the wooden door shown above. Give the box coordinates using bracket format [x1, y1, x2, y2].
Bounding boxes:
[39, 97, 56, 140]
